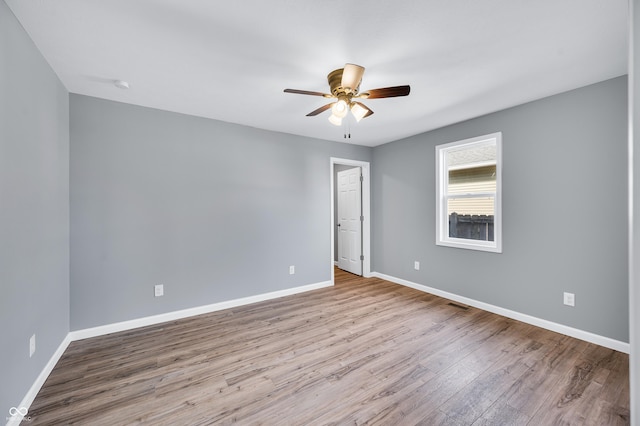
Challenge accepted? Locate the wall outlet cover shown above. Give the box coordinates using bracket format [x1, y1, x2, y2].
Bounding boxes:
[563, 292, 575, 307]
[155, 284, 164, 297]
[289, 265, 295, 275]
[414, 261, 420, 270]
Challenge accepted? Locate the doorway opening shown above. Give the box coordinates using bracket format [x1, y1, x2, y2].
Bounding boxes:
[330, 157, 371, 285]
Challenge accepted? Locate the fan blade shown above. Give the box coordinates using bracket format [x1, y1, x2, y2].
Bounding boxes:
[341, 64, 365, 92]
[284, 88, 333, 97]
[306, 103, 334, 116]
[358, 85, 410, 99]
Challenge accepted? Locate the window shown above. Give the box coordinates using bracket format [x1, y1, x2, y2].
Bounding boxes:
[436, 132, 502, 252]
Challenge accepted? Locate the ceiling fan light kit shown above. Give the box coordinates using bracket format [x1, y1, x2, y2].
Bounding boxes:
[350, 102, 369, 122]
[284, 63, 410, 128]
[328, 114, 343, 126]
[331, 98, 349, 118]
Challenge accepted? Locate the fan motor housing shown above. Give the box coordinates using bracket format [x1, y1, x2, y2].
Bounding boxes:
[327, 68, 360, 97]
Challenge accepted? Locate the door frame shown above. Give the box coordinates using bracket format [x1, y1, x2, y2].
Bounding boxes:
[330, 157, 371, 283]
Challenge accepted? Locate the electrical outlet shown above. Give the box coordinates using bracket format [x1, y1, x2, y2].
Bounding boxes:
[289, 265, 295, 275]
[29, 334, 36, 358]
[563, 292, 575, 307]
[154, 284, 164, 297]
[414, 261, 420, 270]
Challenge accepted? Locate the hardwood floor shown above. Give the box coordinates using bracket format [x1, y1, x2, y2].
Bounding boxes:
[29, 269, 629, 425]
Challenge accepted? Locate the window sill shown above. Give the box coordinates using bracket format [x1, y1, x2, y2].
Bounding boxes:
[436, 238, 502, 253]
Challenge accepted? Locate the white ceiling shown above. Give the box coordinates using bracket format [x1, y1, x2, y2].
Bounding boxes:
[6, 0, 628, 147]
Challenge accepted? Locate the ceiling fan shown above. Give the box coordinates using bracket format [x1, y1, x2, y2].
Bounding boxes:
[284, 63, 410, 126]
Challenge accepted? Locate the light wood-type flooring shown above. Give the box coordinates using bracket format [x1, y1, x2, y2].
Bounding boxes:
[29, 268, 629, 425]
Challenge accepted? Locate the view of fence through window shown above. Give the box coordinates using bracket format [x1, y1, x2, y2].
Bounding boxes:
[446, 144, 497, 241]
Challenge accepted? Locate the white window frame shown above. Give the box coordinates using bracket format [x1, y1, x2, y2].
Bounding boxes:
[435, 132, 502, 253]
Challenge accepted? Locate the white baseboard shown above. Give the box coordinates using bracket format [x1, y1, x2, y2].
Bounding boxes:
[10, 279, 332, 424]
[371, 272, 630, 354]
[69, 280, 333, 341]
[7, 334, 73, 426]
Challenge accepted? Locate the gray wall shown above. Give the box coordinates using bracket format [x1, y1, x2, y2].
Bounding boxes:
[69, 95, 372, 330]
[372, 76, 628, 342]
[0, 0, 70, 416]
[630, 0, 639, 421]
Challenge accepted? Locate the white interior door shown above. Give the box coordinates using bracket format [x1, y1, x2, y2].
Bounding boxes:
[337, 167, 362, 275]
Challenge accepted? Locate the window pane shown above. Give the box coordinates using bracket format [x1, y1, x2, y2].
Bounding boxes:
[447, 196, 494, 241]
[448, 165, 496, 195]
[446, 143, 496, 169]
[447, 194, 495, 216]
